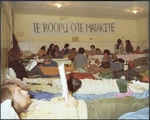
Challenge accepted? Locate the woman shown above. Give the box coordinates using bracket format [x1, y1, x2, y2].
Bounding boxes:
[102, 49, 111, 62]
[47, 43, 55, 57]
[62, 43, 70, 56]
[8, 43, 45, 79]
[95, 48, 102, 55]
[8, 47, 28, 80]
[73, 47, 88, 72]
[89, 45, 96, 56]
[101, 49, 112, 68]
[54, 45, 63, 58]
[114, 39, 125, 54]
[125, 40, 133, 54]
[38, 46, 47, 59]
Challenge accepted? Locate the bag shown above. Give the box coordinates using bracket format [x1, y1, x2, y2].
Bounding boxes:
[128, 60, 135, 69]
[101, 61, 110, 68]
[114, 70, 142, 81]
[110, 61, 124, 71]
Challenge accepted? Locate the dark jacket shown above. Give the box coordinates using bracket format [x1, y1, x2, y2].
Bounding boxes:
[126, 44, 133, 54]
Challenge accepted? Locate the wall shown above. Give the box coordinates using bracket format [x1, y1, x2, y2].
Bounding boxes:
[136, 17, 149, 49]
[13, 13, 149, 53]
[1, 1, 13, 82]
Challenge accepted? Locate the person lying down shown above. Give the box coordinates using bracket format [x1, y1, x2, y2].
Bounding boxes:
[1, 78, 149, 119]
[1, 78, 87, 119]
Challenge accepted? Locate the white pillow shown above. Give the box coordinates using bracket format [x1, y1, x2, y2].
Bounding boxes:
[6, 68, 20, 81]
[8, 68, 22, 81]
[8, 68, 17, 78]
[1, 99, 19, 119]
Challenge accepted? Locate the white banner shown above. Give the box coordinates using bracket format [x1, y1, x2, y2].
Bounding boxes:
[31, 21, 116, 35]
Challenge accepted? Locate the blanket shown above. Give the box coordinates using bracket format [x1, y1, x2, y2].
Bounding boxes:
[20, 97, 87, 119]
[39, 66, 75, 76]
[118, 107, 149, 119]
[85, 96, 149, 119]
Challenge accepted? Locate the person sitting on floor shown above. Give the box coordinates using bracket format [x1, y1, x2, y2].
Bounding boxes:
[68, 48, 77, 62]
[89, 45, 96, 55]
[47, 43, 55, 57]
[62, 43, 70, 56]
[38, 46, 47, 59]
[95, 48, 102, 55]
[125, 40, 133, 54]
[54, 45, 63, 58]
[73, 47, 88, 72]
[114, 39, 125, 55]
[134, 46, 142, 54]
[42, 55, 58, 67]
[8, 41, 45, 79]
[101, 49, 112, 69]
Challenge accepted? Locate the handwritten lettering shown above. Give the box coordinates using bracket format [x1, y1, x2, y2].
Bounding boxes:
[31, 22, 115, 35]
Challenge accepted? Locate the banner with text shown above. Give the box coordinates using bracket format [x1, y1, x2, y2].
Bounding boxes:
[31, 22, 116, 35]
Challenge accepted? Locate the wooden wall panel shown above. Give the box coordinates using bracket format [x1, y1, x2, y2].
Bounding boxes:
[1, 2, 13, 84]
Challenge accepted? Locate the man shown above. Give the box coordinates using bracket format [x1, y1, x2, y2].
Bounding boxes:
[1, 83, 32, 118]
[1, 80, 87, 119]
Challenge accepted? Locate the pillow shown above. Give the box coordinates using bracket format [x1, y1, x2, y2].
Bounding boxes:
[8, 68, 17, 78]
[8, 68, 22, 81]
[1, 99, 19, 119]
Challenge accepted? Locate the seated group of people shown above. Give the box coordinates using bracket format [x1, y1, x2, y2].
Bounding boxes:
[38, 43, 73, 59]
[8, 42, 125, 80]
[9, 34, 149, 81]
[114, 38, 148, 54]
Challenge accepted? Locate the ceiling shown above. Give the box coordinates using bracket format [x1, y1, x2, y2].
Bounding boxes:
[12, 1, 149, 20]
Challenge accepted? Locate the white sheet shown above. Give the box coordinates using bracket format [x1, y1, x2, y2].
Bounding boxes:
[76, 79, 120, 95]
